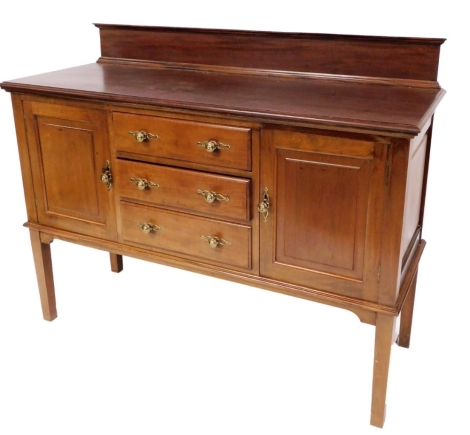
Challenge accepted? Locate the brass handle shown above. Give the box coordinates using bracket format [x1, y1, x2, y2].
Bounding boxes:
[130, 177, 159, 190]
[197, 139, 230, 153]
[101, 160, 112, 191]
[136, 222, 164, 234]
[200, 235, 231, 249]
[129, 130, 159, 142]
[197, 189, 229, 204]
[258, 187, 270, 222]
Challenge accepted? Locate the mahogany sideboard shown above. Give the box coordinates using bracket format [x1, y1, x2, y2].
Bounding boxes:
[1, 24, 445, 428]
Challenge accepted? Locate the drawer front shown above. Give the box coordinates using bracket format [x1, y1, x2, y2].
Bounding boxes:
[113, 112, 252, 170]
[120, 202, 252, 269]
[116, 160, 251, 220]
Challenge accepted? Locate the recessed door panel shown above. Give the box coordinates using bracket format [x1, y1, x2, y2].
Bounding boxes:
[38, 121, 101, 220]
[277, 150, 369, 278]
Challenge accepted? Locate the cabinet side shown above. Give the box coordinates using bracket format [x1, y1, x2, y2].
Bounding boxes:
[10, 93, 38, 223]
[400, 118, 432, 272]
[377, 138, 410, 307]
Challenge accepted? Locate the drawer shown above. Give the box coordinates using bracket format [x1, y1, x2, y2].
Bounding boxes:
[120, 202, 252, 269]
[116, 160, 251, 221]
[113, 112, 252, 171]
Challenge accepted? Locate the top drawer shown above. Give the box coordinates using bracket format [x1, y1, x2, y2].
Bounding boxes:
[113, 112, 252, 171]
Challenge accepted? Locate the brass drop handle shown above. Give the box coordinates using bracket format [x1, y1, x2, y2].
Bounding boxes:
[197, 189, 229, 204]
[197, 139, 231, 153]
[130, 177, 159, 190]
[129, 130, 159, 142]
[258, 187, 270, 222]
[136, 222, 164, 234]
[200, 235, 231, 249]
[101, 160, 112, 191]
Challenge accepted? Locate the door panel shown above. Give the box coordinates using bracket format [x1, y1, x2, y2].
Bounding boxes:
[38, 119, 101, 220]
[260, 129, 385, 300]
[25, 101, 116, 240]
[277, 150, 369, 278]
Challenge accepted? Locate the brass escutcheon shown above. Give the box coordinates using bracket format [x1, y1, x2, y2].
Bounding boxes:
[101, 160, 112, 191]
[257, 187, 270, 222]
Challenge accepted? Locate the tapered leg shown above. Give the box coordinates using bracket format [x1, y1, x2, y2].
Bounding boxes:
[397, 270, 418, 348]
[370, 314, 396, 428]
[110, 253, 123, 273]
[29, 230, 57, 321]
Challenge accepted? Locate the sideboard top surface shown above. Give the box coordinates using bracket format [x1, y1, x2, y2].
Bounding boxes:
[1, 63, 444, 136]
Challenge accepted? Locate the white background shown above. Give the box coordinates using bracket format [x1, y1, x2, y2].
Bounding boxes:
[0, 2, 468, 434]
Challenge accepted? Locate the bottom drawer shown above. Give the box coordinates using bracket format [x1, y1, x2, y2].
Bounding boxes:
[120, 201, 252, 269]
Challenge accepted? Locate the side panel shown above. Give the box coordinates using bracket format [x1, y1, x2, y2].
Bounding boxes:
[10, 94, 38, 222]
[400, 119, 432, 271]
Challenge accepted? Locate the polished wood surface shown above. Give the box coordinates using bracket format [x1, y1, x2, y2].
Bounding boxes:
[400, 124, 428, 260]
[277, 149, 369, 273]
[397, 269, 418, 348]
[23, 101, 117, 240]
[110, 253, 123, 273]
[116, 159, 251, 221]
[1, 25, 445, 429]
[120, 201, 252, 269]
[29, 229, 57, 321]
[96, 24, 444, 82]
[260, 128, 384, 301]
[113, 112, 252, 170]
[371, 314, 396, 427]
[11, 94, 38, 223]
[2, 63, 444, 136]
[24, 220, 422, 320]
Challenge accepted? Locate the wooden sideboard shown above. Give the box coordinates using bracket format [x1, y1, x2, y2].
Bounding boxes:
[1, 24, 445, 428]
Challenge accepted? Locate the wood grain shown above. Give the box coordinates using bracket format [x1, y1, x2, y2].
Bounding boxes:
[119, 201, 252, 269]
[23, 100, 117, 241]
[11, 94, 38, 223]
[1, 63, 445, 136]
[260, 128, 384, 300]
[29, 229, 57, 321]
[96, 24, 445, 82]
[116, 159, 251, 221]
[370, 314, 396, 427]
[110, 253, 123, 273]
[25, 220, 396, 320]
[1, 25, 446, 428]
[397, 269, 418, 348]
[113, 111, 252, 171]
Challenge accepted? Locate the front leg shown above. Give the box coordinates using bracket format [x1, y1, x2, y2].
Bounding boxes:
[370, 314, 396, 428]
[29, 229, 57, 321]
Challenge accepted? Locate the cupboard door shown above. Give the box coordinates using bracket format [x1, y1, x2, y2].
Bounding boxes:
[24, 101, 116, 240]
[260, 129, 385, 300]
